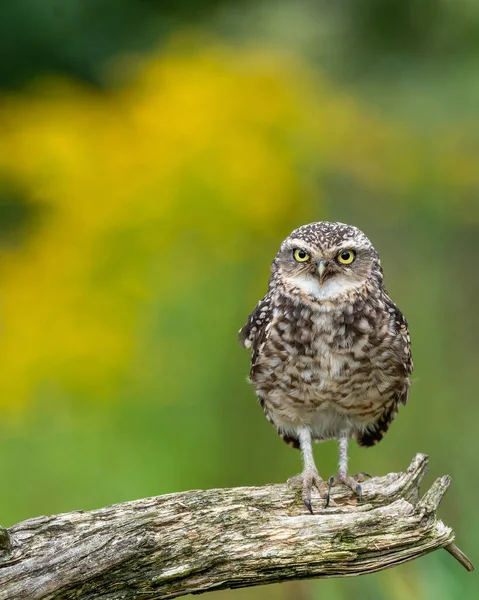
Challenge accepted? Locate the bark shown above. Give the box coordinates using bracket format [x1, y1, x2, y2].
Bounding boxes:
[0, 454, 473, 600]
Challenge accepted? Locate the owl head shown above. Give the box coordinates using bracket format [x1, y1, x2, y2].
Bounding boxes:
[271, 222, 383, 300]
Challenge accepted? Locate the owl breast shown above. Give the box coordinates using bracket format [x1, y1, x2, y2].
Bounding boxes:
[250, 292, 408, 441]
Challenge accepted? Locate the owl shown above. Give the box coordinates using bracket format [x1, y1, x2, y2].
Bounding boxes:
[239, 222, 412, 512]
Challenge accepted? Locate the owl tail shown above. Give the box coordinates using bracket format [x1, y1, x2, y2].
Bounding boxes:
[356, 403, 399, 447]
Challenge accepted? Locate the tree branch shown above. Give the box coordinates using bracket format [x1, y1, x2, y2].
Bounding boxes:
[0, 454, 473, 600]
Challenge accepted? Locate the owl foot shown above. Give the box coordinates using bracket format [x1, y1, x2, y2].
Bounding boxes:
[288, 469, 327, 514]
[354, 472, 372, 483]
[325, 472, 371, 507]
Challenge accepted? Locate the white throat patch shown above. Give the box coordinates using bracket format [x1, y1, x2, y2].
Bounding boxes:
[284, 275, 361, 300]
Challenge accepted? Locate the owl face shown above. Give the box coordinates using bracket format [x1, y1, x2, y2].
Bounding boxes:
[272, 222, 382, 300]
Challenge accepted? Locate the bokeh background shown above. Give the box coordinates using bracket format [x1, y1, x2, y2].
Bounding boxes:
[0, 1, 478, 598]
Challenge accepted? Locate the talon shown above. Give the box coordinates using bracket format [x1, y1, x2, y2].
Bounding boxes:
[289, 468, 325, 514]
[304, 498, 313, 514]
[355, 471, 372, 481]
[325, 476, 335, 508]
[352, 472, 372, 483]
[356, 483, 363, 502]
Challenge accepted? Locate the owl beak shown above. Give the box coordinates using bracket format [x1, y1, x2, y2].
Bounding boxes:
[317, 260, 329, 286]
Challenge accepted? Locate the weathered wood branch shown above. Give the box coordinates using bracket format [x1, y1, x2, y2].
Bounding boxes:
[0, 454, 472, 600]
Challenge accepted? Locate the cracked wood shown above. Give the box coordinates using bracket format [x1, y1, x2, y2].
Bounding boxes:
[0, 454, 473, 600]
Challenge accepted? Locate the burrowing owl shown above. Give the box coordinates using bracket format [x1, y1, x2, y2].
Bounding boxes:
[239, 222, 412, 512]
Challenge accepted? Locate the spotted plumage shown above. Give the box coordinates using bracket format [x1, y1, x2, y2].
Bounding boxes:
[239, 221, 412, 511]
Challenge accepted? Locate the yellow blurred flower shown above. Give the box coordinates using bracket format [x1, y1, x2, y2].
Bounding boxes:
[0, 40, 476, 407]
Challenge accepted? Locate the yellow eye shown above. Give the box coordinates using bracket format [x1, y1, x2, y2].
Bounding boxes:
[337, 249, 356, 264]
[293, 248, 310, 262]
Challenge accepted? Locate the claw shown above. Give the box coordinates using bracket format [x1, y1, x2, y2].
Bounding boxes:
[325, 473, 366, 505]
[325, 476, 335, 508]
[289, 468, 327, 513]
[304, 498, 313, 514]
[354, 472, 372, 482]
[356, 483, 363, 502]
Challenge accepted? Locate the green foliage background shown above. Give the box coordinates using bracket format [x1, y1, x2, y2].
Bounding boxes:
[0, 2, 478, 599]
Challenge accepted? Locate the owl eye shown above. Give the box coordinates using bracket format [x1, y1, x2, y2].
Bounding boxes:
[293, 248, 310, 262]
[337, 249, 356, 264]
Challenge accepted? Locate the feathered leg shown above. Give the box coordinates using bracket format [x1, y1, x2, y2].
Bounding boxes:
[326, 430, 369, 507]
[288, 427, 326, 514]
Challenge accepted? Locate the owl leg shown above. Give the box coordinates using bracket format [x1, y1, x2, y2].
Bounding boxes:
[325, 430, 363, 507]
[290, 427, 326, 514]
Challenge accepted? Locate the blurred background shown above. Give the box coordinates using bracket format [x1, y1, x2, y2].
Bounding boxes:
[0, 1, 477, 598]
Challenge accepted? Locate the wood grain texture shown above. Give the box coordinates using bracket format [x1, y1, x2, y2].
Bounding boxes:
[0, 454, 472, 600]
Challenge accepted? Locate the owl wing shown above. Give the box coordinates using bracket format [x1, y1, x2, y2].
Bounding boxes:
[238, 293, 273, 375]
[239, 294, 301, 449]
[357, 301, 413, 447]
[390, 303, 414, 402]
